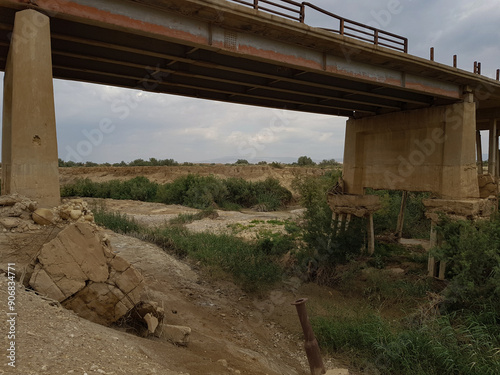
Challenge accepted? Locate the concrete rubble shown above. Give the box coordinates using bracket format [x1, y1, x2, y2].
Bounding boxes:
[0, 194, 95, 233]
[29, 222, 145, 325]
[0, 194, 174, 336]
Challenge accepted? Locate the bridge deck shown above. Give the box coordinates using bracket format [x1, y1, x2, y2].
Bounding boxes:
[0, 0, 499, 119]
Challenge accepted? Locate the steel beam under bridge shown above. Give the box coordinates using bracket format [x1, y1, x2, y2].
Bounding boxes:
[0, 0, 499, 118]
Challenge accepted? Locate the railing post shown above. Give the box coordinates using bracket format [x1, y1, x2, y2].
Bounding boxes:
[339, 18, 344, 35]
[374, 29, 379, 46]
[299, 3, 305, 23]
[253, 0, 258, 10]
[404, 38, 408, 53]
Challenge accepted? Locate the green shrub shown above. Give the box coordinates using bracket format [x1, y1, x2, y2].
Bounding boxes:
[432, 215, 500, 313]
[370, 190, 430, 238]
[293, 172, 365, 281]
[62, 175, 294, 212]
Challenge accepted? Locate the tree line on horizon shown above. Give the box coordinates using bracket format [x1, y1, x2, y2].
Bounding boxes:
[57, 156, 341, 168]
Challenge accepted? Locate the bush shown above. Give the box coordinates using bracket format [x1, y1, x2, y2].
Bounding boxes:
[370, 189, 430, 238]
[297, 155, 316, 166]
[293, 172, 365, 282]
[62, 175, 294, 212]
[432, 215, 500, 313]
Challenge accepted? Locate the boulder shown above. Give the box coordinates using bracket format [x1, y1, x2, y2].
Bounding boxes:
[478, 174, 497, 198]
[69, 209, 82, 220]
[163, 325, 191, 346]
[32, 208, 54, 225]
[29, 222, 144, 325]
[0, 217, 22, 230]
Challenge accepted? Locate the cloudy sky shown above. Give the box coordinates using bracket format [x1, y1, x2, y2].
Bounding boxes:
[1, 0, 499, 164]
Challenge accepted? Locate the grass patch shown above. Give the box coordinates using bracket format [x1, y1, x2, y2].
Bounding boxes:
[168, 207, 218, 225]
[312, 309, 500, 375]
[93, 206, 285, 292]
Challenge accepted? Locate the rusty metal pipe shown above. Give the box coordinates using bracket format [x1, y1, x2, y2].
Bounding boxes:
[292, 298, 326, 375]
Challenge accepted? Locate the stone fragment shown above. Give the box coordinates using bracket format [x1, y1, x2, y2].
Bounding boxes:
[163, 325, 191, 346]
[0, 195, 19, 206]
[33, 208, 54, 225]
[478, 174, 497, 199]
[144, 313, 159, 334]
[69, 209, 82, 220]
[0, 217, 21, 229]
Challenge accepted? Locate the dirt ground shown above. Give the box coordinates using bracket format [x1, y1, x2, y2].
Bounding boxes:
[1, 196, 353, 375]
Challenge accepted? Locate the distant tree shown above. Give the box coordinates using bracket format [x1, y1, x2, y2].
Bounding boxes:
[84, 161, 98, 167]
[318, 159, 340, 167]
[235, 159, 250, 165]
[257, 161, 268, 165]
[297, 156, 316, 166]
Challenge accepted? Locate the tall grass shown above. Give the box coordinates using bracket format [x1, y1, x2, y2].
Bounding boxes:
[312, 309, 500, 375]
[62, 175, 292, 211]
[93, 207, 286, 292]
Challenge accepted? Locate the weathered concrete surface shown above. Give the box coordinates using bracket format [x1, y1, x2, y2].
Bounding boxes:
[328, 194, 382, 217]
[423, 198, 497, 222]
[1, 9, 60, 207]
[29, 222, 144, 325]
[343, 101, 479, 199]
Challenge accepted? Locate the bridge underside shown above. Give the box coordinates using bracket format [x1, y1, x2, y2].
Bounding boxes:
[0, 1, 500, 209]
[1, 0, 491, 118]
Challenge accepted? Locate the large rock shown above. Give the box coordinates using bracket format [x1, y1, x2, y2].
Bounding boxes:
[163, 325, 191, 346]
[29, 222, 144, 325]
[32, 208, 54, 225]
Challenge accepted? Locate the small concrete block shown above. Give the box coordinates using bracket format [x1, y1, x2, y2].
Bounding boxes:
[164, 324, 191, 346]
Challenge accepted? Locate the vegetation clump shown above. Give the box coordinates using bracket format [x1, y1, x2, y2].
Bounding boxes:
[62, 175, 292, 212]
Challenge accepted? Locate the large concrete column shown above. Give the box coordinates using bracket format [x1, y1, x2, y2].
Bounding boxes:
[342, 101, 479, 199]
[2, 9, 60, 207]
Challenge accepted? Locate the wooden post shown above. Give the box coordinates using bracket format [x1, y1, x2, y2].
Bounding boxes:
[488, 119, 497, 176]
[396, 191, 408, 238]
[476, 130, 483, 174]
[345, 213, 352, 230]
[367, 213, 375, 255]
[428, 221, 438, 277]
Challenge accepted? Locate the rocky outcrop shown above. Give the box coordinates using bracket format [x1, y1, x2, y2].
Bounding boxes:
[29, 222, 144, 325]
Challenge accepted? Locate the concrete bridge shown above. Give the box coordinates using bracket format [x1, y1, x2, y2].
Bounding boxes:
[1, 0, 500, 219]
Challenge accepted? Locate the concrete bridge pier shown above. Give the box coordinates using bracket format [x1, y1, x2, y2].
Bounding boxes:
[1, 9, 60, 207]
[332, 97, 499, 277]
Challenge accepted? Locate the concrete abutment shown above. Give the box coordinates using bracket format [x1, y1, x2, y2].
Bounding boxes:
[332, 100, 499, 278]
[1, 9, 60, 207]
[343, 101, 479, 199]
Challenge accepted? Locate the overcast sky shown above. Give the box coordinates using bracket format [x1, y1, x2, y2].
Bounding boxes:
[1, 0, 499, 164]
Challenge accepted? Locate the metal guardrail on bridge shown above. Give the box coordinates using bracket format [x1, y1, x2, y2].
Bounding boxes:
[228, 0, 408, 53]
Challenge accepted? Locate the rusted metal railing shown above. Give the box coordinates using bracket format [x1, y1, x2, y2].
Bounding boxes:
[292, 298, 326, 375]
[227, 0, 408, 53]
